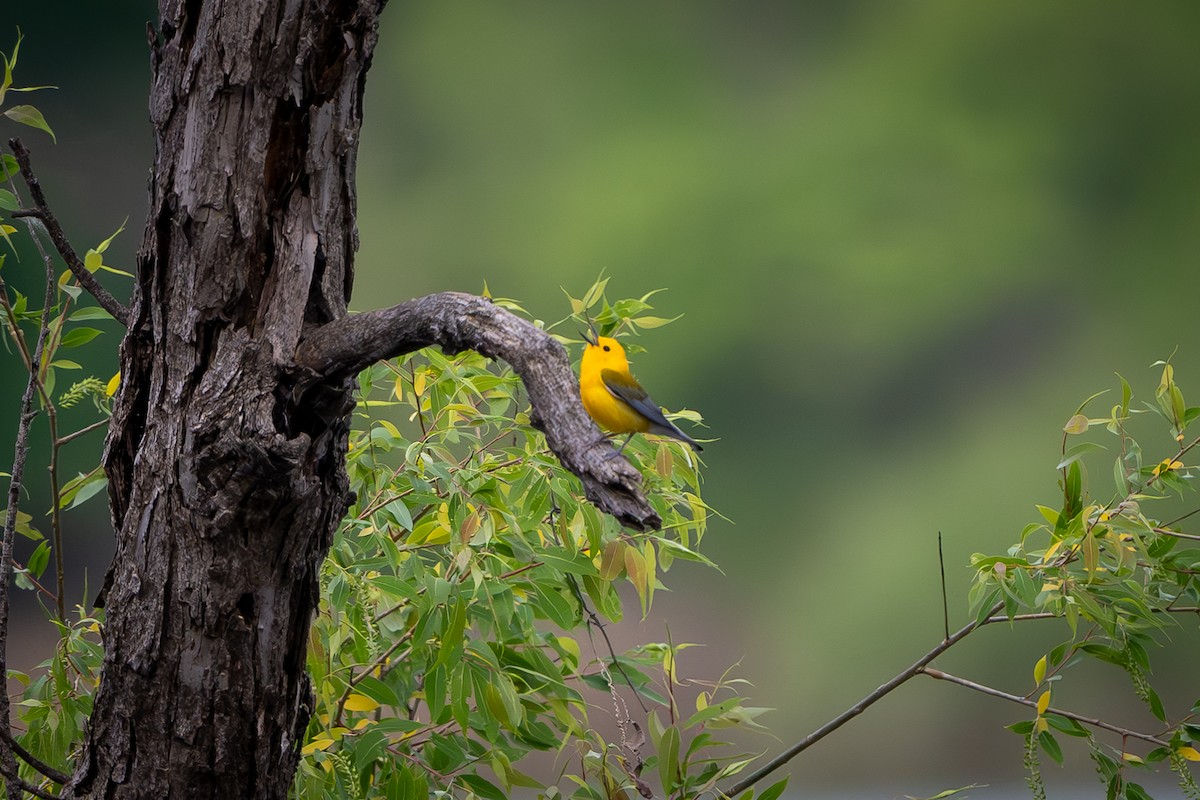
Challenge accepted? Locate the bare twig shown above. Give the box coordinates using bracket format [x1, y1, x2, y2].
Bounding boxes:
[1152, 527, 1200, 542]
[0, 186, 59, 800]
[296, 292, 660, 530]
[55, 418, 109, 448]
[723, 600, 1006, 796]
[723, 597, 1200, 796]
[938, 531, 949, 641]
[7, 138, 129, 325]
[920, 667, 1170, 748]
[4, 183, 70, 622]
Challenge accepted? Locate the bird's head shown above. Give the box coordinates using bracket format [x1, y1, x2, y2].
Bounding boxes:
[580, 328, 630, 372]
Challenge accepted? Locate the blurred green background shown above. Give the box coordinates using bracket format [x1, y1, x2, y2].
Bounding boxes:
[5, 2, 1200, 796]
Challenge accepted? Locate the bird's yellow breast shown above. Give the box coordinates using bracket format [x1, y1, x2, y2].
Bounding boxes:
[580, 374, 649, 434]
[579, 336, 649, 434]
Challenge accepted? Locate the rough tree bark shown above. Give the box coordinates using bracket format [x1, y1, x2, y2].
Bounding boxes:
[60, 2, 657, 798]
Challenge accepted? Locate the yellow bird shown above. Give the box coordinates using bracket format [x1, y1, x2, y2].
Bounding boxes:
[579, 329, 703, 453]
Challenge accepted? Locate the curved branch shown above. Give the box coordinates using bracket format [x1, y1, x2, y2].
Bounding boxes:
[723, 600, 1005, 797]
[6, 138, 130, 325]
[295, 291, 662, 531]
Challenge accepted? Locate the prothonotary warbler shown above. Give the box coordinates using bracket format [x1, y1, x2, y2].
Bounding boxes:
[579, 330, 703, 453]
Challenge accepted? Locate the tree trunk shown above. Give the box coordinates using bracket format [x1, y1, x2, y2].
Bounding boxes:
[67, 1, 386, 796]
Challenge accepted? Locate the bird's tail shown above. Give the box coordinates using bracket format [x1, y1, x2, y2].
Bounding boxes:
[650, 421, 704, 452]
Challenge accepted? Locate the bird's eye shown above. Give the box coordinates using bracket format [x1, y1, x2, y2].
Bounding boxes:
[602, 345, 610, 352]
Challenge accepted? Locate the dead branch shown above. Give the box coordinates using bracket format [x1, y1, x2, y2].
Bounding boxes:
[295, 291, 662, 531]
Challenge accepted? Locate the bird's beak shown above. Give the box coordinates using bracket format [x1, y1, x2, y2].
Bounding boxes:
[580, 320, 599, 345]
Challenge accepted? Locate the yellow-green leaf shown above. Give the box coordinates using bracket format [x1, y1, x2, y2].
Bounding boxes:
[1036, 690, 1051, 716]
[301, 737, 335, 755]
[599, 539, 627, 581]
[343, 693, 380, 712]
[624, 545, 647, 609]
[1063, 414, 1089, 435]
[656, 443, 673, 479]
[1033, 654, 1047, 685]
[4, 104, 56, 142]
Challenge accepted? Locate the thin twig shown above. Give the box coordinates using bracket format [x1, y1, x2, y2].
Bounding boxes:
[1152, 527, 1200, 542]
[333, 627, 416, 726]
[55, 418, 109, 448]
[938, 531, 949, 642]
[11, 200, 68, 622]
[0, 182, 59, 800]
[985, 607, 1200, 624]
[1163, 505, 1200, 529]
[722, 598, 1200, 796]
[723, 600, 1004, 798]
[0, 764, 59, 800]
[920, 667, 1170, 748]
[7, 139, 129, 325]
[0, 727, 69, 784]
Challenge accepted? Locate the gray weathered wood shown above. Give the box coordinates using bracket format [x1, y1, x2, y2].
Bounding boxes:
[296, 291, 662, 531]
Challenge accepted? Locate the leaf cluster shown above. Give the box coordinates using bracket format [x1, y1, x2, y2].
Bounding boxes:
[295, 284, 767, 799]
[970, 359, 1200, 799]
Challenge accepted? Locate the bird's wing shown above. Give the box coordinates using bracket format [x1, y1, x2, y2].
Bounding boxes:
[600, 368, 674, 429]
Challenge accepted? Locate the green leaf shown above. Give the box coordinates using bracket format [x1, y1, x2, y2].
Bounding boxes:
[13, 510, 41, 541]
[1118, 373, 1132, 418]
[4, 105, 56, 142]
[59, 327, 102, 348]
[630, 314, 682, 330]
[459, 774, 507, 800]
[0, 188, 18, 211]
[1056, 441, 1105, 469]
[68, 306, 115, 322]
[1124, 783, 1152, 800]
[536, 585, 578, 628]
[1037, 730, 1063, 764]
[581, 277, 609, 311]
[1064, 461, 1082, 515]
[657, 725, 680, 793]
[756, 777, 789, 800]
[353, 674, 402, 707]
[27, 540, 50, 579]
[535, 546, 599, 577]
[1044, 713, 1089, 738]
[1145, 684, 1166, 723]
[384, 498, 413, 531]
[58, 470, 107, 511]
[684, 697, 740, 729]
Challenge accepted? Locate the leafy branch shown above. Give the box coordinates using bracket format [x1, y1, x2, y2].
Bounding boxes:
[727, 363, 1200, 800]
